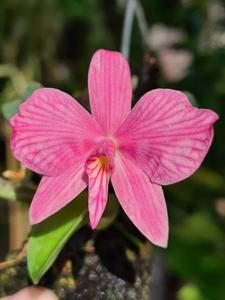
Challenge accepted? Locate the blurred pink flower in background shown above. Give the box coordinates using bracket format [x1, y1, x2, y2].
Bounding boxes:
[147, 24, 186, 51]
[146, 24, 192, 82]
[158, 49, 193, 82]
[9, 49, 218, 247]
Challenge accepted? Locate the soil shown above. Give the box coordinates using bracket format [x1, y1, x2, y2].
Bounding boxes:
[0, 226, 153, 300]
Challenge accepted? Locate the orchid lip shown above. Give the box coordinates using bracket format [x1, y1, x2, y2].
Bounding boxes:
[85, 142, 114, 229]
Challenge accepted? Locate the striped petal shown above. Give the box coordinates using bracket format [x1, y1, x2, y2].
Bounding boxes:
[85, 139, 115, 229]
[10, 88, 102, 176]
[111, 153, 168, 247]
[85, 154, 111, 229]
[29, 160, 87, 224]
[117, 89, 219, 185]
[88, 49, 132, 134]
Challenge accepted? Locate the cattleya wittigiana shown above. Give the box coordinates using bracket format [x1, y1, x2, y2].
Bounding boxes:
[9, 49, 218, 247]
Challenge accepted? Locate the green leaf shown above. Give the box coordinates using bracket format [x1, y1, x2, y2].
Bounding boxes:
[1, 81, 42, 120]
[28, 192, 88, 284]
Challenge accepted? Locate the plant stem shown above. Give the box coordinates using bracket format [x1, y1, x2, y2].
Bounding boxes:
[121, 0, 150, 59]
[121, 0, 137, 59]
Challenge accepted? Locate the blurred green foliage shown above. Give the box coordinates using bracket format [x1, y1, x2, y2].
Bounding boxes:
[0, 0, 224, 299]
[1, 81, 42, 119]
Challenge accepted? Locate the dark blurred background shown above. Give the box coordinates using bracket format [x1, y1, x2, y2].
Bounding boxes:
[0, 1, 225, 300]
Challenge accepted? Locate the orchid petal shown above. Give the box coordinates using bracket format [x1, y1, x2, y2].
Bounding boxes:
[111, 153, 168, 247]
[88, 49, 132, 133]
[10, 88, 102, 176]
[117, 89, 219, 185]
[85, 154, 111, 229]
[29, 160, 87, 224]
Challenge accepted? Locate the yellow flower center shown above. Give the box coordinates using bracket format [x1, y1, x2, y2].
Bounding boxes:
[98, 155, 110, 170]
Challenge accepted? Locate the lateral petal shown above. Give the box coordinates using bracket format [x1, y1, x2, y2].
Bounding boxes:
[29, 160, 87, 224]
[10, 88, 102, 176]
[88, 49, 132, 133]
[111, 153, 168, 247]
[117, 89, 219, 185]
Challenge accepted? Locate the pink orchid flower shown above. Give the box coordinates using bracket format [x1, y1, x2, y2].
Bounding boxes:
[9, 49, 218, 247]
